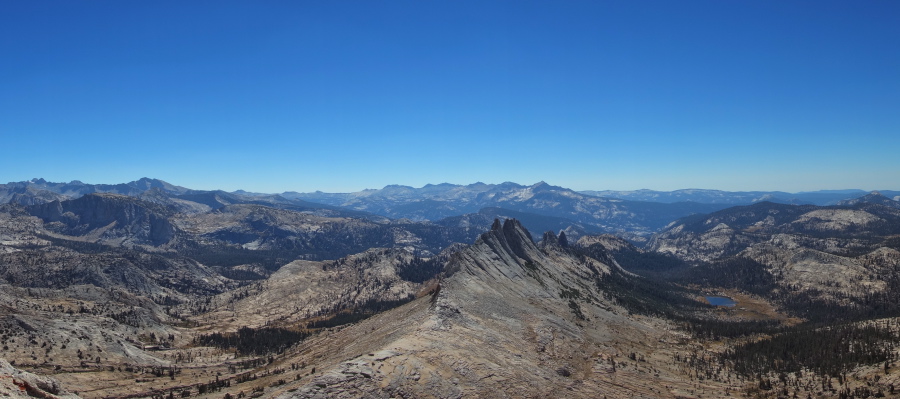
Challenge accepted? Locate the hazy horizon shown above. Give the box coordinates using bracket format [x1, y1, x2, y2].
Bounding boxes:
[7, 176, 896, 196]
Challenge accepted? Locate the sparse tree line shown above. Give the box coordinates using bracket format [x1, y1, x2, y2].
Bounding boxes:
[303, 295, 416, 329]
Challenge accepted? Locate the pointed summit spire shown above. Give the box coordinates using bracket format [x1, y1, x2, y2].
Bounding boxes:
[476, 218, 537, 265]
[558, 231, 569, 247]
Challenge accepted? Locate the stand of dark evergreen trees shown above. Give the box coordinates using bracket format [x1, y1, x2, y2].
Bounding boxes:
[194, 326, 308, 356]
[724, 323, 899, 377]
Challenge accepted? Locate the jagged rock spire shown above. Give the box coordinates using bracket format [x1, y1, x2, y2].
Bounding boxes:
[540, 230, 569, 249]
[542, 230, 558, 244]
[470, 219, 538, 267]
[558, 231, 568, 247]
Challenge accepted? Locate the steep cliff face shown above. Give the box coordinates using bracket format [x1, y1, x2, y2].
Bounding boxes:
[27, 193, 177, 247]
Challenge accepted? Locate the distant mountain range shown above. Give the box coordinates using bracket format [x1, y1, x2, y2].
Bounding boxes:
[3, 178, 898, 238]
[580, 188, 900, 205]
[289, 181, 736, 236]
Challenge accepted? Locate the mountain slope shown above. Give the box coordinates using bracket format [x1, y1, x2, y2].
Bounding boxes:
[0, 185, 69, 206]
[197, 245, 456, 332]
[837, 191, 900, 209]
[580, 188, 900, 206]
[263, 220, 717, 398]
[649, 201, 900, 312]
[174, 203, 474, 263]
[27, 193, 178, 247]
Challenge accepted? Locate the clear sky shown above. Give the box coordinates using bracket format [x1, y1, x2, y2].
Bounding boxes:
[2, 1, 898, 193]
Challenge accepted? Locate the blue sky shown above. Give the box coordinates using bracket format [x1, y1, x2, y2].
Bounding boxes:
[2, 1, 898, 193]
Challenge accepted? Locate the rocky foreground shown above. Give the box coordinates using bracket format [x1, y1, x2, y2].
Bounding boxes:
[0, 359, 80, 398]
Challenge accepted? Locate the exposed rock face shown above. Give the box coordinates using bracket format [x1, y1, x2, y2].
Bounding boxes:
[10, 189, 477, 265]
[11, 180, 900, 398]
[0, 185, 69, 206]
[27, 194, 176, 247]
[0, 359, 80, 398]
[575, 234, 635, 252]
[740, 237, 896, 297]
[174, 203, 472, 260]
[648, 202, 812, 262]
[649, 201, 900, 301]
[436, 206, 598, 242]
[200, 246, 445, 330]
[648, 202, 900, 261]
[176, 204, 389, 252]
[557, 230, 568, 247]
[792, 208, 882, 231]
[0, 204, 232, 372]
[137, 187, 214, 215]
[837, 191, 900, 209]
[273, 220, 690, 398]
[0, 244, 227, 295]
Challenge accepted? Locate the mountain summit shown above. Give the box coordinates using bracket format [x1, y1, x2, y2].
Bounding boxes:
[276, 220, 688, 398]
